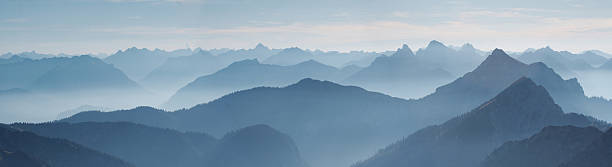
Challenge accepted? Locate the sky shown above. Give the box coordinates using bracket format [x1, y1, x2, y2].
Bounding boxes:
[1, 0, 612, 55]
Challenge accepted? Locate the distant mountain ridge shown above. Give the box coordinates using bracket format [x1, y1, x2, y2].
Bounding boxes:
[353, 77, 608, 167]
[14, 122, 306, 167]
[0, 55, 142, 92]
[414, 48, 610, 123]
[481, 125, 605, 167]
[163, 59, 357, 109]
[0, 124, 134, 167]
[104, 47, 196, 80]
[62, 78, 419, 167]
[140, 50, 234, 93]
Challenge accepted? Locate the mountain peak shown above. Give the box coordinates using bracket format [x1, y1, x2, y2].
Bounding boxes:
[536, 46, 556, 53]
[254, 43, 268, 50]
[474, 48, 526, 73]
[392, 44, 414, 57]
[287, 78, 344, 90]
[426, 40, 446, 49]
[477, 77, 562, 116]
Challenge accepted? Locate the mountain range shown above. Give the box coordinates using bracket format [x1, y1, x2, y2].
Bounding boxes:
[12, 122, 306, 167]
[0, 124, 133, 167]
[163, 59, 359, 109]
[353, 77, 608, 167]
[139, 50, 234, 93]
[481, 125, 605, 167]
[58, 48, 612, 167]
[343, 44, 456, 98]
[104, 47, 196, 80]
[414, 48, 612, 123]
[63, 78, 418, 167]
[517, 47, 609, 77]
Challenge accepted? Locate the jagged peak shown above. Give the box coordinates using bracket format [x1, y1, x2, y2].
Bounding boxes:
[392, 44, 414, 57]
[535, 46, 556, 53]
[254, 43, 268, 50]
[475, 48, 526, 71]
[426, 40, 446, 49]
[460, 43, 476, 52]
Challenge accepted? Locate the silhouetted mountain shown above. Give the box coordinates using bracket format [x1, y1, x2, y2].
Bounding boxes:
[0, 150, 48, 167]
[482, 126, 604, 167]
[416, 48, 602, 123]
[263, 47, 315, 66]
[206, 124, 307, 167]
[104, 47, 195, 80]
[63, 78, 420, 167]
[354, 77, 608, 167]
[0, 124, 133, 167]
[163, 59, 355, 109]
[55, 105, 112, 120]
[140, 50, 233, 93]
[560, 127, 612, 167]
[344, 44, 455, 98]
[14, 122, 217, 167]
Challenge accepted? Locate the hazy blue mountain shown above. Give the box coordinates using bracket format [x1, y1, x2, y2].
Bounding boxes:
[353, 77, 608, 167]
[104, 47, 195, 80]
[586, 50, 612, 58]
[0, 124, 133, 167]
[14, 122, 217, 167]
[63, 79, 420, 167]
[140, 50, 234, 93]
[344, 44, 455, 98]
[263, 47, 315, 66]
[309, 50, 386, 68]
[415, 48, 610, 123]
[482, 126, 604, 167]
[0, 55, 149, 122]
[0, 57, 64, 90]
[216, 43, 278, 61]
[163, 59, 356, 109]
[206, 124, 307, 167]
[0, 51, 58, 60]
[0, 55, 141, 92]
[599, 59, 612, 70]
[0, 55, 27, 65]
[573, 51, 609, 67]
[560, 127, 612, 167]
[414, 41, 484, 76]
[29, 55, 142, 92]
[517, 47, 608, 77]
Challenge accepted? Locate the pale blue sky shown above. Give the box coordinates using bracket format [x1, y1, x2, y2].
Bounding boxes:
[1, 0, 612, 54]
